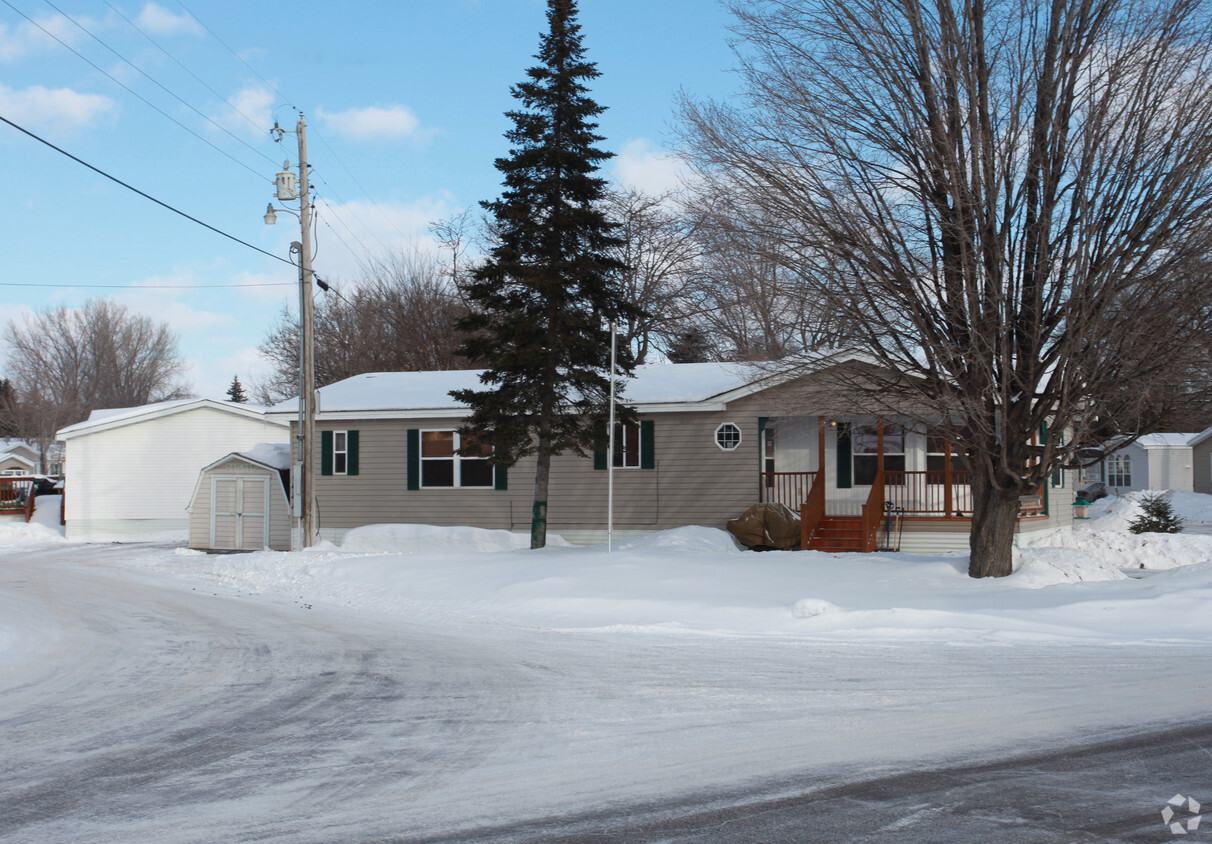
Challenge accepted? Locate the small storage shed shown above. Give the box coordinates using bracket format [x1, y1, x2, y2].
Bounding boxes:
[188, 444, 292, 552]
[57, 399, 289, 540]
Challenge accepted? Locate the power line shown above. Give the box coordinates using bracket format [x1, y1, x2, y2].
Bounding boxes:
[173, 0, 294, 110]
[100, 0, 278, 154]
[0, 280, 293, 289]
[176, 1, 426, 264]
[0, 112, 291, 267]
[27, 0, 278, 177]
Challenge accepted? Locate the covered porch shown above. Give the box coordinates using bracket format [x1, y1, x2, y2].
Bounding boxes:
[756, 416, 1046, 552]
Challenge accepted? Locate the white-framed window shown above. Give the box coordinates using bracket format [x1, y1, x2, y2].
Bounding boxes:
[613, 422, 641, 468]
[715, 422, 742, 451]
[1107, 453, 1131, 487]
[333, 431, 349, 475]
[421, 430, 493, 488]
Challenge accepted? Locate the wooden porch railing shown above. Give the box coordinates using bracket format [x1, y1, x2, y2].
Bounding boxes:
[879, 471, 1045, 519]
[799, 470, 827, 549]
[860, 469, 885, 552]
[760, 471, 817, 510]
[0, 478, 36, 523]
[883, 470, 972, 517]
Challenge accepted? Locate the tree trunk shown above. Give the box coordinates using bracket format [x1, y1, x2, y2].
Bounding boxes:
[967, 474, 1022, 578]
[531, 413, 553, 550]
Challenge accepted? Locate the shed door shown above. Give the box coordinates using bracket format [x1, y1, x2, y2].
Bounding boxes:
[211, 476, 269, 550]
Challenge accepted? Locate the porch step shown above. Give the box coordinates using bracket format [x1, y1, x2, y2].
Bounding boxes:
[808, 516, 866, 552]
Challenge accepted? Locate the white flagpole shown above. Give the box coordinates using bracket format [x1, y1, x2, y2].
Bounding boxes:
[608, 321, 616, 554]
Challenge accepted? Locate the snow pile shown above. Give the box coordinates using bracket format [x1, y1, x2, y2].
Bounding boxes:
[339, 523, 569, 554]
[1030, 489, 1212, 572]
[129, 514, 1212, 644]
[0, 520, 64, 547]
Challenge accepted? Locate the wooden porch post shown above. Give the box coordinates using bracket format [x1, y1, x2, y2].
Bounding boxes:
[817, 416, 826, 483]
[943, 438, 954, 517]
[876, 417, 884, 475]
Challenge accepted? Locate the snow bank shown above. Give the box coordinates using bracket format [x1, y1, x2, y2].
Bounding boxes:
[19, 491, 1212, 646]
[339, 523, 569, 553]
[113, 514, 1212, 645]
[0, 520, 65, 548]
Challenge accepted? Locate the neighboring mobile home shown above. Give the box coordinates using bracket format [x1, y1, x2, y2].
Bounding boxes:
[0, 441, 38, 476]
[269, 354, 1073, 551]
[58, 399, 289, 540]
[1078, 433, 1199, 495]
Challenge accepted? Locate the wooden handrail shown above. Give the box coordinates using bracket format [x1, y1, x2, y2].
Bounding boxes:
[800, 471, 826, 549]
[860, 468, 885, 551]
[0, 478, 36, 523]
[760, 470, 817, 509]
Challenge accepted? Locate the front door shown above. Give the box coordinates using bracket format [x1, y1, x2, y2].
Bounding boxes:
[211, 477, 269, 550]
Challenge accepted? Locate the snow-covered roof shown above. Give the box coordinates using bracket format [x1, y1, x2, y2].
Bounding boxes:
[265, 349, 884, 420]
[235, 443, 292, 471]
[269, 361, 795, 418]
[58, 398, 286, 439]
[1134, 433, 1199, 449]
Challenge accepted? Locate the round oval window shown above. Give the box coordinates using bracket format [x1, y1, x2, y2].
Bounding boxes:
[715, 423, 742, 451]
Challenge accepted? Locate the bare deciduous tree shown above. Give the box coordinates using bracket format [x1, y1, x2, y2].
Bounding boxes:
[682, 0, 1212, 576]
[255, 249, 474, 405]
[3, 299, 190, 467]
[602, 188, 702, 363]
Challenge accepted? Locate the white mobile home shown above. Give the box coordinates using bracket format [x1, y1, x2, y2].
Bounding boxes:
[58, 400, 289, 540]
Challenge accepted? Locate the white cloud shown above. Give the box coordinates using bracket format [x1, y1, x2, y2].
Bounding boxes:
[210, 85, 274, 140]
[0, 84, 115, 134]
[316, 105, 427, 143]
[611, 138, 691, 196]
[311, 193, 455, 282]
[0, 15, 83, 62]
[134, 3, 201, 36]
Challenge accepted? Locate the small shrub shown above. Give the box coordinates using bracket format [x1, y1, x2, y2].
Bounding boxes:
[1128, 493, 1184, 534]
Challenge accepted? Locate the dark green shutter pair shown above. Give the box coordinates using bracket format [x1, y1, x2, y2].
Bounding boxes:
[320, 430, 359, 476]
[594, 420, 655, 469]
[405, 429, 507, 490]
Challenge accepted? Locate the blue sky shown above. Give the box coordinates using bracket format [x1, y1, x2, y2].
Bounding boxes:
[0, 0, 739, 402]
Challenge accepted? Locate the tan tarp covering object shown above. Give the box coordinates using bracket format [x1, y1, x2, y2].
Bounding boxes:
[726, 502, 801, 550]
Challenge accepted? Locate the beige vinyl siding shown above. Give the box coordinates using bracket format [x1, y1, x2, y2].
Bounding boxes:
[309, 412, 762, 538]
[188, 456, 291, 551]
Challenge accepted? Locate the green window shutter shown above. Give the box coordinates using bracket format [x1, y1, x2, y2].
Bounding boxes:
[593, 447, 607, 470]
[640, 420, 656, 470]
[321, 430, 333, 476]
[406, 429, 419, 490]
[836, 422, 852, 489]
[494, 464, 508, 491]
[347, 430, 359, 476]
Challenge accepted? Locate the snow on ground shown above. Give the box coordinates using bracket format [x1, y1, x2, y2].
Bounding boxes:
[6, 489, 1207, 649]
[4, 489, 1212, 649]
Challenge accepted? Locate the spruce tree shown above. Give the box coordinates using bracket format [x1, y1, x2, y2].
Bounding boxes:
[1128, 493, 1184, 534]
[226, 375, 248, 404]
[452, 0, 640, 549]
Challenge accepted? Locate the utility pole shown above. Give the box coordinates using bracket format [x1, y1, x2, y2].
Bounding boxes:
[266, 113, 317, 550]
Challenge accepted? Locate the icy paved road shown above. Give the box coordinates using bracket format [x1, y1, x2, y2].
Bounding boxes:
[1, 544, 1210, 843]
